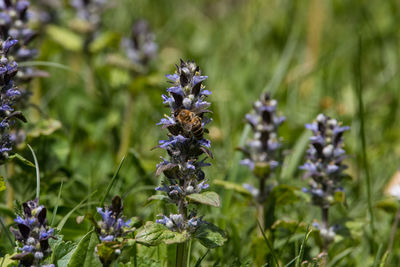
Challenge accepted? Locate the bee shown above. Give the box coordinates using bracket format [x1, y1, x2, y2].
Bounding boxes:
[175, 109, 203, 139]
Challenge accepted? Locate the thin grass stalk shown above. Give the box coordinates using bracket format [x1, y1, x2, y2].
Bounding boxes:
[27, 144, 40, 200]
[117, 92, 134, 163]
[354, 35, 375, 234]
[387, 206, 400, 255]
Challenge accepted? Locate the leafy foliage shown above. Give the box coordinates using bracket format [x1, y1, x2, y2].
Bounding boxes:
[135, 222, 189, 246]
[0, 0, 399, 266]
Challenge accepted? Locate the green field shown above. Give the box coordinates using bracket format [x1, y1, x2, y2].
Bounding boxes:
[1, 0, 400, 266]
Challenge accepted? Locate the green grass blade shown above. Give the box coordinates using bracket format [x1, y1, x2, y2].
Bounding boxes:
[263, 21, 300, 97]
[379, 251, 389, 267]
[372, 244, 383, 267]
[0, 218, 14, 247]
[257, 220, 280, 267]
[27, 144, 40, 200]
[51, 181, 63, 227]
[19, 61, 80, 74]
[295, 226, 312, 267]
[281, 130, 311, 180]
[284, 256, 299, 267]
[194, 249, 209, 267]
[354, 35, 375, 234]
[99, 156, 125, 207]
[56, 191, 97, 231]
[327, 248, 352, 267]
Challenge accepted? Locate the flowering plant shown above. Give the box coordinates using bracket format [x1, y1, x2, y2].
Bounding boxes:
[10, 199, 55, 267]
[301, 114, 350, 251]
[136, 60, 226, 266]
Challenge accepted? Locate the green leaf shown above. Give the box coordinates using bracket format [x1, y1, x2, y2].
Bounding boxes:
[253, 162, 271, 178]
[213, 179, 252, 196]
[8, 153, 35, 168]
[333, 190, 346, 205]
[135, 222, 189, 246]
[46, 25, 83, 51]
[270, 184, 301, 205]
[89, 31, 118, 53]
[0, 204, 14, 217]
[194, 222, 227, 249]
[57, 191, 97, 231]
[96, 242, 120, 266]
[145, 194, 170, 206]
[186, 191, 220, 207]
[272, 220, 307, 232]
[27, 118, 62, 138]
[49, 233, 76, 267]
[0, 254, 18, 267]
[117, 256, 161, 267]
[0, 176, 5, 192]
[67, 230, 101, 267]
[281, 130, 311, 180]
[376, 198, 400, 213]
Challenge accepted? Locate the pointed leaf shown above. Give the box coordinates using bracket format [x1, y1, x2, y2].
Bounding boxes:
[46, 25, 83, 51]
[67, 230, 101, 267]
[89, 32, 118, 53]
[333, 190, 345, 205]
[213, 179, 252, 196]
[194, 222, 226, 249]
[0, 176, 5, 192]
[49, 233, 76, 267]
[253, 162, 271, 178]
[376, 198, 400, 213]
[145, 195, 170, 206]
[8, 153, 35, 168]
[135, 222, 188, 246]
[187, 192, 220, 207]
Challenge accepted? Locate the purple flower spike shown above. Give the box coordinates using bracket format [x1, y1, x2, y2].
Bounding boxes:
[239, 92, 284, 202]
[96, 196, 134, 243]
[154, 60, 214, 233]
[10, 200, 54, 266]
[301, 113, 349, 208]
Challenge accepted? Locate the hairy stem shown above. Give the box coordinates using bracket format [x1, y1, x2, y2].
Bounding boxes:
[6, 163, 15, 224]
[257, 177, 266, 236]
[321, 206, 329, 266]
[176, 201, 188, 267]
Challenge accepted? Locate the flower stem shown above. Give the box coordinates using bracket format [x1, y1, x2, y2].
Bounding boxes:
[6, 163, 14, 224]
[257, 177, 266, 237]
[176, 242, 188, 267]
[176, 201, 188, 267]
[321, 206, 329, 266]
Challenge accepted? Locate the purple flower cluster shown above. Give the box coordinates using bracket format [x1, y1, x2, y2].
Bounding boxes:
[70, 0, 106, 33]
[96, 195, 133, 242]
[156, 212, 202, 232]
[122, 19, 157, 68]
[300, 113, 349, 208]
[0, 0, 40, 83]
[240, 92, 285, 200]
[0, 38, 25, 163]
[155, 60, 212, 232]
[10, 199, 55, 267]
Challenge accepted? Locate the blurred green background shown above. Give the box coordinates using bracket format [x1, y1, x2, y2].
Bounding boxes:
[2, 0, 400, 265]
